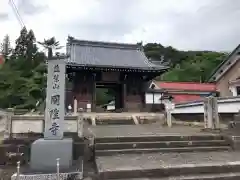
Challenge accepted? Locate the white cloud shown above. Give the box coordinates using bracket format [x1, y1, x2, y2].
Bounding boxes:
[0, 0, 239, 52]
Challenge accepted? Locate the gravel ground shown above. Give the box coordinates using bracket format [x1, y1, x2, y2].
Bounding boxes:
[96, 151, 240, 172]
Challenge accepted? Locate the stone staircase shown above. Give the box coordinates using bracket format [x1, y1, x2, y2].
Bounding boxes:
[95, 135, 231, 156]
[97, 160, 240, 180]
[94, 134, 240, 180]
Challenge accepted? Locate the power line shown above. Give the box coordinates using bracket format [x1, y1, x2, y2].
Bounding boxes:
[8, 0, 25, 29]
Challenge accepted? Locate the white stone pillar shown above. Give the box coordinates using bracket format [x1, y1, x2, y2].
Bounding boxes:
[166, 102, 174, 127]
[166, 110, 172, 127]
[3, 112, 12, 139]
[204, 96, 219, 129]
[74, 99, 78, 115]
[77, 112, 84, 137]
[212, 97, 220, 129]
[44, 58, 66, 140]
[203, 98, 208, 129]
[204, 97, 213, 129]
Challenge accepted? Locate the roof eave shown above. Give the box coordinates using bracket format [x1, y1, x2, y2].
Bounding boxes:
[207, 44, 240, 82]
[66, 63, 169, 72]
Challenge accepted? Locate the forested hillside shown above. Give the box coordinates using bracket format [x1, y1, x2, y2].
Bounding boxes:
[0, 28, 227, 109]
[143, 43, 227, 82]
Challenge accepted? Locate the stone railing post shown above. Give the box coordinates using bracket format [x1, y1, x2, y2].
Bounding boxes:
[74, 99, 78, 115]
[16, 161, 20, 180]
[212, 97, 220, 129]
[4, 109, 13, 139]
[77, 108, 84, 137]
[204, 96, 219, 130]
[204, 97, 212, 129]
[56, 158, 60, 180]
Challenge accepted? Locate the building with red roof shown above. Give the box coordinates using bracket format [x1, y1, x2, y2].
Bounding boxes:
[0, 55, 4, 64]
[0, 55, 5, 67]
[208, 44, 240, 97]
[149, 81, 218, 103]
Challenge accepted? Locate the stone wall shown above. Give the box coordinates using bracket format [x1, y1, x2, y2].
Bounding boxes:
[6, 115, 81, 135]
[173, 113, 235, 124]
[0, 114, 85, 165]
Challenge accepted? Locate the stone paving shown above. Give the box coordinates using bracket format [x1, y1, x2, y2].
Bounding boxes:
[96, 151, 240, 172]
[91, 124, 240, 178]
[87, 124, 214, 138]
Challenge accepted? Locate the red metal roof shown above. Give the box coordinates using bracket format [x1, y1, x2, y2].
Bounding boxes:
[172, 94, 203, 103]
[154, 81, 216, 92]
[0, 55, 4, 65]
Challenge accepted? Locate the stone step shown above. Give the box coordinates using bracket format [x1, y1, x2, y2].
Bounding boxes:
[95, 135, 225, 143]
[96, 119, 135, 125]
[95, 140, 229, 150]
[160, 173, 240, 180]
[98, 161, 240, 179]
[95, 146, 231, 156]
[113, 172, 240, 180]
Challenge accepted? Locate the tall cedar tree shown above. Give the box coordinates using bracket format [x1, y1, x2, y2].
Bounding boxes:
[0, 28, 46, 109]
[0, 34, 12, 61]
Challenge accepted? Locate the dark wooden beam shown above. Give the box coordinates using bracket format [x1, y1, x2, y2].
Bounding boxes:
[91, 73, 96, 112]
[122, 83, 127, 111]
[66, 65, 166, 73]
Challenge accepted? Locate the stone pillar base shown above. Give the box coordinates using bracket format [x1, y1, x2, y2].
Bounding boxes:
[30, 138, 73, 171]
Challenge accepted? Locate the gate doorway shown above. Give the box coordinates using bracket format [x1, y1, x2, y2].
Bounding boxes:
[95, 82, 124, 112]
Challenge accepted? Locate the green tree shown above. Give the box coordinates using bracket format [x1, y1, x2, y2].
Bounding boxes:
[143, 43, 188, 67]
[0, 35, 12, 60]
[160, 52, 227, 82]
[143, 43, 226, 82]
[0, 28, 46, 109]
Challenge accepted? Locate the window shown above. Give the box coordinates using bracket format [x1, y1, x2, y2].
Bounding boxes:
[237, 87, 240, 96]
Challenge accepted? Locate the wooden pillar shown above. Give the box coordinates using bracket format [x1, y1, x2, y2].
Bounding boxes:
[122, 83, 127, 111]
[92, 73, 96, 112]
[141, 92, 146, 112]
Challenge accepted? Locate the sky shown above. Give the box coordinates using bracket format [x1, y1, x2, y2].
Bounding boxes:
[0, 0, 240, 52]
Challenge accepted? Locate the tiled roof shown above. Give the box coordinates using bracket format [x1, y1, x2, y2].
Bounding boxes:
[66, 38, 168, 71]
[153, 81, 216, 92]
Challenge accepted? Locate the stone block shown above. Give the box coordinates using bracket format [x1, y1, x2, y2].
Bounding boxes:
[30, 138, 73, 171]
[230, 136, 240, 151]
